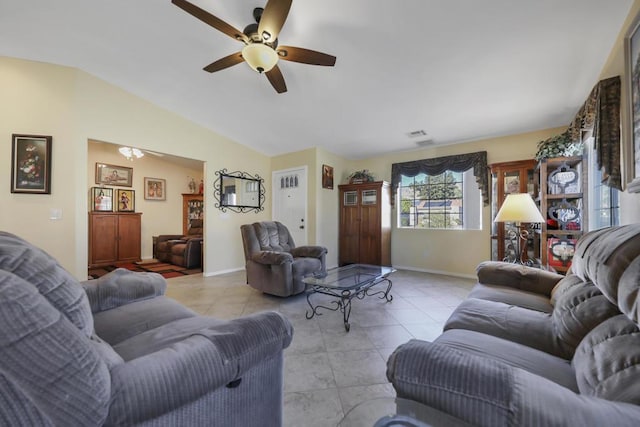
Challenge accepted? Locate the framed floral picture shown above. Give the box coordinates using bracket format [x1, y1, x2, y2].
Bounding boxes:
[117, 189, 135, 212]
[91, 187, 113, 212]
[95, 163, 133, 187]
[144, 177, 166, 200]
[11, 134, 52, 194]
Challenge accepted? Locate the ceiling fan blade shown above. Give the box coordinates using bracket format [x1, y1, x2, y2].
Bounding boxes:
[172, 0, 248, 43]
[203, 52, 244, 73]
[265, 65, 287, 93]
[276, 46, 336, 66]
[258, 0, 292, 43]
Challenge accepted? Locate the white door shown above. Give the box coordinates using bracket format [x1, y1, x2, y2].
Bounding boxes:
[272, 167, 308, 245]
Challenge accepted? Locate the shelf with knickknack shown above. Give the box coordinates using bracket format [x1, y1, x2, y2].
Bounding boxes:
[538, 156, 587, 274]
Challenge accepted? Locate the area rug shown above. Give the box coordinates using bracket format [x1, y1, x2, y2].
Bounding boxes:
[88, 260, 202, 280]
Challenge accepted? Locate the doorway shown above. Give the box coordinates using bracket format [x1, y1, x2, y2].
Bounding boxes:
[272, 166, 308, 246]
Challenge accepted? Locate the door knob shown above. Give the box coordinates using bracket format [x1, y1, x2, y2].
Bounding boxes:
[299, 225, 305, 229]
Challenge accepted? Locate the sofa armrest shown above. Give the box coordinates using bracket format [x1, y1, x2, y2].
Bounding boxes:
[291, 245, 327, 259]
[107, 311, 293, 425]
[81, 269, 166, 313]
[251, 250, 294, 265]
[476, 261, 564, 296]
[387, 339, 640, 427]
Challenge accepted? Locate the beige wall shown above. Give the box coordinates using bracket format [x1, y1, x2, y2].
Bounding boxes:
[352, 128, 563, 277]
[1, 57, 271, 279]
[87, 140, 203, 259]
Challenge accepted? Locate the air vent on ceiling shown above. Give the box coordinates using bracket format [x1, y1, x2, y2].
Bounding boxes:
[407, 130, 427, 138]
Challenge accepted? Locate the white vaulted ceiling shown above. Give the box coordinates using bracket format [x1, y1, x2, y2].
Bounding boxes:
[0, 0, 633, 159]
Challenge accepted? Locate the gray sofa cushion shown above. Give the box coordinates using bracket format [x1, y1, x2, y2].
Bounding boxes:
[618, 255, 640, 323]
[0, 231, 93, 337]
[0, 269, 110, 426]
[573, 315, 640, 404]
[468, 282, 553, 312]
[93, 295, 196, 345]
[434, 329, 578, 391]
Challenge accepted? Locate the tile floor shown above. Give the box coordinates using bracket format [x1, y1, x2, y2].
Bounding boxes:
[164, 269, 475, 427]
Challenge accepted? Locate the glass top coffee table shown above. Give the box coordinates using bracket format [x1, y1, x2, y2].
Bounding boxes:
[303, 264, 396, 331]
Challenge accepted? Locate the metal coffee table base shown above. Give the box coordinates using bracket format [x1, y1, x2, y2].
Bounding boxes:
[305, 278, 393, 331]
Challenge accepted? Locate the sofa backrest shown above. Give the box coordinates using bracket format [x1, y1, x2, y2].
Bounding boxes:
[0, 232, 93, 337]
[0, 269, 111, 425]
[252, 221, 296, 252]
[548, 224, 640, 359]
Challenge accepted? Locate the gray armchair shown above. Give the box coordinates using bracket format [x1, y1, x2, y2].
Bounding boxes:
[0, 231, 293, 426]
[241, 221, 327, 297]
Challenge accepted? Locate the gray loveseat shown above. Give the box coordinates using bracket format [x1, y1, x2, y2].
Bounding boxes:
[387, 224, 640, 426]
[0, 232, 293, 426]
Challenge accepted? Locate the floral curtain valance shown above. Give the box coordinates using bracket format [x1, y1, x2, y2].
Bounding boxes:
[390, 151, 489, 206]
[536, 76, 621, 190]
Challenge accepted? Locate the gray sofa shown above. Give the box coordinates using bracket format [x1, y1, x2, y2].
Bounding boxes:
[387, 224, 640, 426]
[0, 231, 293, 426]
[241, 221, 327, 297]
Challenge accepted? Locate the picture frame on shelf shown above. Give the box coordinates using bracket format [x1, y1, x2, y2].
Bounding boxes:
[624, 10, 640, 192]
[10, 134, 52, 194]
[547, 238, 577, 268]
[91, 187, 113, 211]
[322, 164, 334, 189]
[144, 177, 166, 200]
[95, 163, 133, 187]
[117, 189, 135, 212]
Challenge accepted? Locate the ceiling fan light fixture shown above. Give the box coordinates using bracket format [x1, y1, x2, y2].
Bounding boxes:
[119, 146, 144, 160]
[242, 43, 278, 73]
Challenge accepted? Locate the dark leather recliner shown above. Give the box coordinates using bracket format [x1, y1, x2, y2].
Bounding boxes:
[240, 221, 327, 297]
[156, 219, 203, 269]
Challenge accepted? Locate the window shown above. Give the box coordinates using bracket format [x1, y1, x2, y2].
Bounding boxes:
[398, 168, 482, 229]
[585, 137, 620, 229]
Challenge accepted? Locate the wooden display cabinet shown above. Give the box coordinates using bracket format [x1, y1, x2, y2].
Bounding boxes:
[182, 193, 204, 234]
[539, 156, 587, 273]
[490, 159, 539, 263]
[338, 181, 391, 266]
[88, 212, 142, 267]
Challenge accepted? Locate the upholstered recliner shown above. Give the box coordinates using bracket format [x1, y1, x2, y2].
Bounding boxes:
[0, 231, 293, 426]
[156, 219, 203, 268]
[241, 221, 327, 297]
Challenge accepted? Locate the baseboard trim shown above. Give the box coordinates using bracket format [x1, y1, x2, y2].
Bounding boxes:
[393, 264, 476, 280]
[203, 267, 245, 277]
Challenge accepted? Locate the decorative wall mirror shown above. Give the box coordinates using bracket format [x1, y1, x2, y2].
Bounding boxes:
[213, 169, 265, 213]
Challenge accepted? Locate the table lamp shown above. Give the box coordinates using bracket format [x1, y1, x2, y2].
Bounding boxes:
[494, 193, 545, 265]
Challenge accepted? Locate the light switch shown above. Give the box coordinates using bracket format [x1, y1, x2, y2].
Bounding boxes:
[49, 208, 62, 220]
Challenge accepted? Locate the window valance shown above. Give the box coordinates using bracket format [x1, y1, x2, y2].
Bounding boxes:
[390, 151, 489, 206]
[538, 76, 622, 190]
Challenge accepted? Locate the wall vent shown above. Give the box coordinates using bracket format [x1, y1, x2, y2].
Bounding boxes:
[407, 130, 427, 138]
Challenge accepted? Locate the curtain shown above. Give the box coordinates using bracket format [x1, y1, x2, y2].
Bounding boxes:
[390, 151, 489, 206]
[566, 76, 622, 189]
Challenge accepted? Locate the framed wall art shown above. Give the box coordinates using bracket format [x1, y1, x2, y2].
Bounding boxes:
[117, 189, 135, 212]
[625, 10, 640, 192]
[91, 187, 113, 212]
[144, 177, 166, 200]
[11, 134, 52, 194]
[322, 164, 334, 189]
[95, 163, 133, 187]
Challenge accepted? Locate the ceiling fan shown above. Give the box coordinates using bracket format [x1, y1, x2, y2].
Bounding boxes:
[172, 0, 336, 93]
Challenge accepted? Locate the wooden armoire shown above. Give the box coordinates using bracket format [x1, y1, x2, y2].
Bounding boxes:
[338, 181, 391, 266]
[88, 212, 142, 267]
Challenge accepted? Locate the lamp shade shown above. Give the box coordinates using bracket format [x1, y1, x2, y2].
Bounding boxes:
[494, 193, 545, 223]
[242, 43, 278, 73]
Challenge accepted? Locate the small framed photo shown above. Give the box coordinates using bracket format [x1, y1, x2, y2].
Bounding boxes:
[547, 238, 577, 268]
[92, 187, 113, 211]
[117, 189, 135, 212]
[322, 164, 334, 189]
[95, 163, 133, 187]
[144, 177, 166, 200]
[11, 134, 52, 194]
